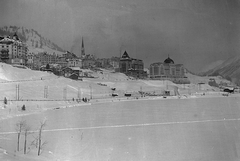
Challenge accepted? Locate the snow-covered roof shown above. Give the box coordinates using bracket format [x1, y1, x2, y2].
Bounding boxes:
[0, 37, 14, 44]
[150, 62, 183, 66]
[67, 67, 82, 71]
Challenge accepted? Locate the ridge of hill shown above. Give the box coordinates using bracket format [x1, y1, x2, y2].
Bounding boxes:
[0, 62, 227, 100]
[200, 60, 224, 73]
[0, 26, 65, 55]
[202, 55, 240, 85]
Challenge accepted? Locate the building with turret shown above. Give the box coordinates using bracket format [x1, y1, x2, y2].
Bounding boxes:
[80, 37, 96, 68]
[149, 56, 189, 84]
[0, 33, 28, 65]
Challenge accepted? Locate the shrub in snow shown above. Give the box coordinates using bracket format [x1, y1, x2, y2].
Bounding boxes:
[4, 97, 7, 105]
[46, 64, 50, 69]
[22, 105, 26, 111]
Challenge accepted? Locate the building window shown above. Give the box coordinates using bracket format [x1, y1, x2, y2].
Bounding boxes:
[150, 66, 153, 75]
[160, 65, 164, 75]
[165, 67, 170, 75]
[154, 66, 159, 75]
[172, 68, 175, 76]
[181, 67, 184, 76]
[122, 63, 127, 72]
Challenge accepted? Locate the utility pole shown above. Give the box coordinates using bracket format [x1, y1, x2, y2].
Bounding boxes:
[77, 87, 81, 100]
[188, 84, 191, 95]
[166, 80, 168, 90]
[119, 45, 123, 60]
[119, 45, 123, 73]
[16, 84, 19, 100]
[63, 87, 67, 100]
[16, 84, 18, 100]
[89, 85, 92, 99]
[44, 86, 48, 99]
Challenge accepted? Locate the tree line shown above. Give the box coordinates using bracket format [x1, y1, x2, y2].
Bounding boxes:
[15, 119, 47, 156]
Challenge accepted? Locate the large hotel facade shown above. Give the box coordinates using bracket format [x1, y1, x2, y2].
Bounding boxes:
[0, 33, 28, 65]
[119, 51, 147, 79]
[149, 56, 189, 84]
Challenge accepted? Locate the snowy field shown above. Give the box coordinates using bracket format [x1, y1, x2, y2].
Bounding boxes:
[0, 96, 240, 161]
[0, 63, 239, 160]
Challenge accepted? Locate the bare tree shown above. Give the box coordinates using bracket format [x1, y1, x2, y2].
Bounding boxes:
[23, 125, 31, 154]
[30, 135, 39, 149]
[37, 119, 47, 156]
[16, 120, 26, 151]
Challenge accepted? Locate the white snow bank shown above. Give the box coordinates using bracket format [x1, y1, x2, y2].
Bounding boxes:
[0, 63, 55, 81]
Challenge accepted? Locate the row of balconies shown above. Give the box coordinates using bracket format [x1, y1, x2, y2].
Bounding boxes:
[150, 72, 184, 77]
[150, 75, 186, 78]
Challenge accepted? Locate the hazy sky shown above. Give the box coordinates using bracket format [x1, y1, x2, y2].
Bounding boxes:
[1, 0, 240, 72]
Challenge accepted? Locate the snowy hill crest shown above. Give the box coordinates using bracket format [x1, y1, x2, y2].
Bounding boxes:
[202, 55, 240, 85]
[0, 26, 64, 53]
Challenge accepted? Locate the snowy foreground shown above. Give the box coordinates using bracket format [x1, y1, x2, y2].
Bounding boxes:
[0, 96, 240, 161]
[0, 63, 239, 161]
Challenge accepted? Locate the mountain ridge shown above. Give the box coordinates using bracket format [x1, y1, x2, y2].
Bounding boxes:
[200, 60, 224, 73]
[201, 55, 240, 86]
[0, 26, 65, 54]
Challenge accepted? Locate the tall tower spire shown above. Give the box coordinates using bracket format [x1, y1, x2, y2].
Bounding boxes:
[81, 37, 85, 57]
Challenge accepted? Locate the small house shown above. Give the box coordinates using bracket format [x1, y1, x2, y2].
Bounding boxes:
[69, 73, 79, 80]
[62, 67, 82, 78]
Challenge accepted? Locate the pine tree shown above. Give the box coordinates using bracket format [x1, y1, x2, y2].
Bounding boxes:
[22, 105, 26, 111]
[46, 64, 50, 69]
[4, 97, 7, 105]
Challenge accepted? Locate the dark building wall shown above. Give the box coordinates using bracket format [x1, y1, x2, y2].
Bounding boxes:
[120, 60, 131, 73]
[119, 51, 147, 78]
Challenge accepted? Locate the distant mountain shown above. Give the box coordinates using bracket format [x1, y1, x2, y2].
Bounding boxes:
[0, 26, 65, 55]
[200, 60, 224, 73]
[202, 55, 240, 86]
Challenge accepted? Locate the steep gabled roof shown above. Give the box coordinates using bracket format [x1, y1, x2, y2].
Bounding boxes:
[13, 32, 20, 40]
[121, 51, 130, 59]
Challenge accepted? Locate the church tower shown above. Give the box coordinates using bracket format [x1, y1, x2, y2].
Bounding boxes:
[81, 37, 85, 57]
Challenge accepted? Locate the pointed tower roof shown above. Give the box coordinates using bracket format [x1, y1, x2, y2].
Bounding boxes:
[82, 37, 84, 48]
[81, 37, 85, 57]
[121, 51, 130, 59]
[13, 32, 19, 40]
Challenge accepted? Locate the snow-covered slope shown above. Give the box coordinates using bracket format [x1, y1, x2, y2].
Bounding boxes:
[0, 62, 239, 161]
[0, 63, 54, 81]
[0, 26, 65, 55]
[200, 60, 224, 73]
[0, 62, 223, 99]
[203, 55, 240, 85]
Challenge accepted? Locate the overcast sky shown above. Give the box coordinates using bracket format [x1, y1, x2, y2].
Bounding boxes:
[1, 0, 240, 72]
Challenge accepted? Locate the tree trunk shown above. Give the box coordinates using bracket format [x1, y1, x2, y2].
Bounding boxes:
[17, 133, 20, 151]
[38, 129, 41, 156]
[36, 137, 38, 148]
[24, 131, 27, 154]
